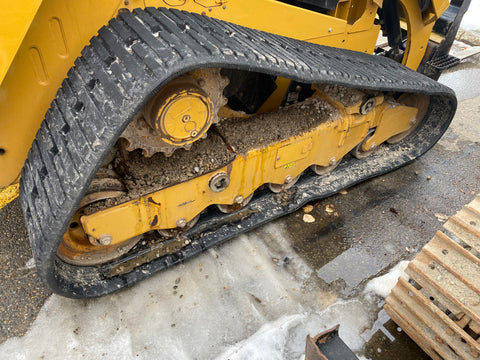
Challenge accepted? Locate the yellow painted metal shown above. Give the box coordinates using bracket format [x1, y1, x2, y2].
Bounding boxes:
[0, 0, 43, 84]
[57, 208, 140, 265]
[0, 0, 143, 187]
[257, 77, 292, 114]
[275, 137, 313, 169]
[429, 30, 445, 45]
[148, 85, 213, 145]
[145, 0, 348, 41]
[398, 0, 447, 69]
[0, 0, 449, 188]
[0, 184, 20, 211]
[430, 0, 450, 23]
[161, 93, 209, 141]
[362, 105, 417, 150]
[81, 95, 419, 245]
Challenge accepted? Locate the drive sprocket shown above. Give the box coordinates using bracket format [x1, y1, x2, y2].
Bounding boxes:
[119, 68, 228, 157]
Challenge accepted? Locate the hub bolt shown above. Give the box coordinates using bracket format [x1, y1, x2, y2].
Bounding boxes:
[98, 234, 113, 246]
[329, 158, 337, 166]
[285, 175, 293, 184]
[360, 97, 376, 115]
[234, 195, 244, 204]
[182, 114, 191, 123]
[369, 142, 377, 151]
[209, 172, 230, 192]
[176, 218, 187, 228]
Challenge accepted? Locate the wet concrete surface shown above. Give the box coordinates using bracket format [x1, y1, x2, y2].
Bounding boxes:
[0, 199, 51, 343]
[363, 314, 431, 360]
[440, 60, 480, 101]
[0, 51, 479, 358]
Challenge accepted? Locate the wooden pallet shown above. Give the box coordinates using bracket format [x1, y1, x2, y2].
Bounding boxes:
[385, 195, 480, 360]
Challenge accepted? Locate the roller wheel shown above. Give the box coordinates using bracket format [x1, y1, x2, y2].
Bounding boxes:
[217, 193, 254, 214]
[310, 158, 342, 176]
[157, 214, 201, 239]
[351, 129, 376, 159]
[268, 175, 300, 193]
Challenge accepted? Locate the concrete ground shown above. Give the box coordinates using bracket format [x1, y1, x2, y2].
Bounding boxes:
[0, 45, 479, 358]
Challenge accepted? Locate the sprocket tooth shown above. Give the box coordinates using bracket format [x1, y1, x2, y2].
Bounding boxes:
[141, 148, 153, 158]
[164, 148, 175, 157]
[121, 137, 135, 152]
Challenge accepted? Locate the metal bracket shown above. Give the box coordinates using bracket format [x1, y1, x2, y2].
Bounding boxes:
[305, 325, 359, 360]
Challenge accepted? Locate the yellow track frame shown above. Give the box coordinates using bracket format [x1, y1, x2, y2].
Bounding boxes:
[80, 94, 417, 245]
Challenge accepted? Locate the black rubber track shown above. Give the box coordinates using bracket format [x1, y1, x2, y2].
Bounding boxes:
[19, 7, 456, 298]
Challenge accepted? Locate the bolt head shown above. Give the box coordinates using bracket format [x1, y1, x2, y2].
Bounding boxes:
[360, 97, 376, 115]
[176, 218, 187, 228]
[285, 175, 293, 184]
[234, 195, 244, 204]
[209, 172, 230, 192]
[329, 158, 337, 166]
[369, 142, 377, 151]
[98, 234, 113, 246]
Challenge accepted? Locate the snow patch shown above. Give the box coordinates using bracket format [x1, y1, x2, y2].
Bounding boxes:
[0, 231, 319, 360]
[364, 261, 409, 299]
[0, 222, 409, 359]
[214, 314, 308, 360]
[215, 298, 373, 359]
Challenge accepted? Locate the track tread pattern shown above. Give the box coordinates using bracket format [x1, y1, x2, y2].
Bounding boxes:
[19, 7, 456, 298]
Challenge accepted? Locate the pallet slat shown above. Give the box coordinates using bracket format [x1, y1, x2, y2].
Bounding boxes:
[385, 195, 480, 360]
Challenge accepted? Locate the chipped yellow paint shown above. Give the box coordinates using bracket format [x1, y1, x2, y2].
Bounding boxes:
[0, 184, 20, 210]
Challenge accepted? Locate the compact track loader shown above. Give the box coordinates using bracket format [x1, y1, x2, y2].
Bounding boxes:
[0, 0, 467, 297]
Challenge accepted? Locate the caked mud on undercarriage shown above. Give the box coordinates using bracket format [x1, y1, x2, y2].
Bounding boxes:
[18, 8, 456, 298]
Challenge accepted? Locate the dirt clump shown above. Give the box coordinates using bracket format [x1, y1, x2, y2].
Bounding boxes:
[117, 130, 235, 200]
[216, 97, 339, 155]
[319, 84, 370, 108]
